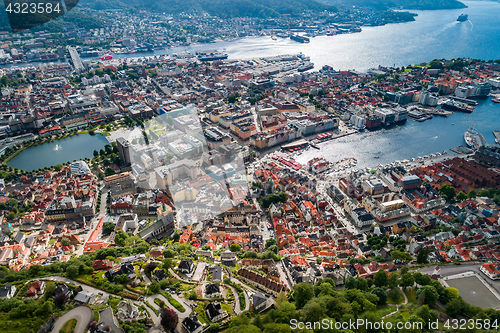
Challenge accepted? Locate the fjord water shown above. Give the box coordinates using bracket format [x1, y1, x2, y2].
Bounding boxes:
[7, 134, 108, 171]
[181, 1, 500, 71]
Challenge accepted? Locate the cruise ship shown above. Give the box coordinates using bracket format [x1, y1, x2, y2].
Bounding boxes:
[457, 13, 468, 22]
[197, 50, 228, 61]
[441, 99, 474, 113]
[464, 123, 477, 148]
[298, 62, 314, 72]
[290, 35, 310, 43]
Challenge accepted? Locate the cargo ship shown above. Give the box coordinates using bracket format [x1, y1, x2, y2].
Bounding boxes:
[441, 99, 474, 113]
[298, 62, 314, 72]
[457, 13, 468, 22]
[290, 35, 310, 43]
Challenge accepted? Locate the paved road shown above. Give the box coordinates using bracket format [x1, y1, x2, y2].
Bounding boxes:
[45, 276, 113, 302]
[99, 307, 124, 333]
[228, 285, 242, 315]
[50, 306, 93, 333]
[146, 293, 191, 332]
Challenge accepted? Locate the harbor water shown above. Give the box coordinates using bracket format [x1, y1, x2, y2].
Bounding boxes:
[295, 97, 500, 169]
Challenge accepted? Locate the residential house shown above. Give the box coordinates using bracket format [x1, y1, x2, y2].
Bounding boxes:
[117, 300, 139, 319]
[104, 263, 136, 282]
[152, 269, 169, 282]
[210, 266, 222, 282]
[178, 259, 194, 274]
[252, 292, 267, 312]
[74, 291, 95, 304]
[92, 259, 114, 271]
[204, 283, 221, 298]
[480, 263, 500, 280]
[0, 282, 16, 299]
[182, 315, 203, 333]
[53, 284, 72, 300]
[26, 280, 45, 299]
[205, 303, 227, 322]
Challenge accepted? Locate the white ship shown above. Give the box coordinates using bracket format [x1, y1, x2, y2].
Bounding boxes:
[464, 122, 477, 148]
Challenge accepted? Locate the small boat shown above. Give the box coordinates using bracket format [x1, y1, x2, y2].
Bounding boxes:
[492, 98, 500, 103]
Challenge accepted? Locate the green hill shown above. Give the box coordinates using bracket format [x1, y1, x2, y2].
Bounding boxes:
[318, 0, 466, 10]
[80, 0, 337, 17]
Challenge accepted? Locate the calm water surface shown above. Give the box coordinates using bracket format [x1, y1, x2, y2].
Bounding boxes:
[7, 134, 108, 171]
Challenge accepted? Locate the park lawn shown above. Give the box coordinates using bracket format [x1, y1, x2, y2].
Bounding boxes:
[386, 294, 403, 305]
[373, 305, 397, 318]
[404, 288, 417, 303]
[78, 271, 105, 283]
[221, 303, 233, 316]
[0, 313, 48, 333]
[61, 318, 77, 333]
[385, 310, 411, 325]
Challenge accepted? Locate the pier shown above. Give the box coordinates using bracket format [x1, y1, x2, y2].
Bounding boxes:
[494, 131, 500, 144]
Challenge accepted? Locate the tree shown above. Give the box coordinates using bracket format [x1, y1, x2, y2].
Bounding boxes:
[66, 264, 79, 278]
[160, 308, 178, 331]
[417, 249, 431, 264]
[400, 273, 415, 288]
[105, 167, 116, 176]
[300, 300, 324, 323]
[446, 296, 466, 317]
[163, 249, 176, 258]
[103, 222, 115, 235]
[54, 292, 68, 307]
[93, 150, 99, 157]
[467, 189, 477, 199]
[416, 285, 439, 305]
[387, 286, 402, 303]
[61, 237, 71, 246]
[268, 245, 278, 254]
[114, 274, 129, 284]
[293, 282, 314, 308]
[374, 269, 389, 288]
[456, 191, 468, 202]
[345, 276, 357, 289]
[439, 184, 456, 200]
[7, 211, 15, 220]
[114, 230, 129, 247]
[148, 281, 161, 295]
[371, 287, 388, 304]
[390, 250, 412, 262]
[230, 244, 241, 252]
[163, 258, 173, 271]
[416, 304, 437, 328]
[414, 272, 431, 286]
[266, 238, 276, 248]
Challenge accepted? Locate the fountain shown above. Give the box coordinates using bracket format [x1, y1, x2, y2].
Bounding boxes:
[53, 144, 62, 151]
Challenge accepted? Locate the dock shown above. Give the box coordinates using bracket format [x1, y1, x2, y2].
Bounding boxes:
[451, 146, 474, 154]
[494, 131, 500, 144]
